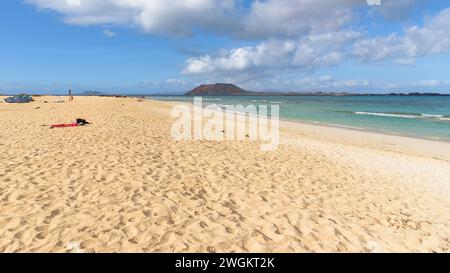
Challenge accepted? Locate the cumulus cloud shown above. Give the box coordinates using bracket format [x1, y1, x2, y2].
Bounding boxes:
[238, 0, 362, 39]
[184, 31, 361, 75]
[27, 0, 238, 37]
[26, 0, 375, 39]
[354, 7, 450, 63]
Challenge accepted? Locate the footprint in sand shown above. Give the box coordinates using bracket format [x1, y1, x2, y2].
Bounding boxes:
[35, 232, 47, 240]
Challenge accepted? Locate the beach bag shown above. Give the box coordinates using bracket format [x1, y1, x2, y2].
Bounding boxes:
[76, 119, 90, 126]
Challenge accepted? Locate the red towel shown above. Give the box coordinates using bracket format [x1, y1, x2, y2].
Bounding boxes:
[50, 123, 79, 128]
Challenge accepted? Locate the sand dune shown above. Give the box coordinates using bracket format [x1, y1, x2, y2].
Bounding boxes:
[0, 96, 449, 252]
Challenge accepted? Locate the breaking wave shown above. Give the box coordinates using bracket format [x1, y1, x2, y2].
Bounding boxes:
[354, 111, 449, 121]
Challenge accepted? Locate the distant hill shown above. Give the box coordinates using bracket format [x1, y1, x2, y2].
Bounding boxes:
[186, 84, 253, 96]
[185, 84, 357, 96]
[186, 84, 450, 96]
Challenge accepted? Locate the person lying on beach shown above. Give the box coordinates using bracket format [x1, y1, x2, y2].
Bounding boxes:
[49, 118, 91, 129]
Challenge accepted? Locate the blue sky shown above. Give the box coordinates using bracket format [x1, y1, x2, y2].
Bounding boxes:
[1, 0, 449, 94]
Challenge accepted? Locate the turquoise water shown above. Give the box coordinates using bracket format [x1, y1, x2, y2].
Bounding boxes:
[149, 95, 450, 140]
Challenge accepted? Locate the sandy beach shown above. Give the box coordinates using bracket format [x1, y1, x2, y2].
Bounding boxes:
[0, 96, 449, 253]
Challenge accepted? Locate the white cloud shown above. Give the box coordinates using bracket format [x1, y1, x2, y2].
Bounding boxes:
[354, 7, 450, 62]
[103, 29, 117, 37]
[166, 77, 187, 86]
[26, 0, 377, 39]
[294, 76, 370, 89]
[412, 80, 450, 87]
[268, 77, 449, 93]
[27, 0, 238, 37]
[394, 58, 416, 66]
[222, 75, 374, 92]
[238, 0, 361, 39]
[184, 31, 361, 75]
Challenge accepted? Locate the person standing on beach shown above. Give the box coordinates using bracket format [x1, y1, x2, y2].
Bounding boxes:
[68, 89, 73, 102]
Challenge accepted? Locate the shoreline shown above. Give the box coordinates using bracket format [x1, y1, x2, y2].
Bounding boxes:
[279, 118, 450, 162]
[149, 98, 450, 162]
[145, 96, 450, 144]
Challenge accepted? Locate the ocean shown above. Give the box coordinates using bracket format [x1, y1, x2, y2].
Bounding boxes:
[148, 95, 450, 141]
